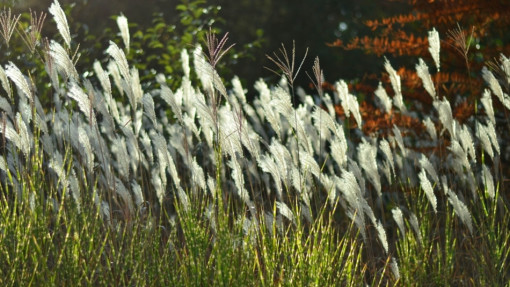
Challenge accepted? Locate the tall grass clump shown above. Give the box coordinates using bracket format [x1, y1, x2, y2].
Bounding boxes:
[0, 1, 509, 285]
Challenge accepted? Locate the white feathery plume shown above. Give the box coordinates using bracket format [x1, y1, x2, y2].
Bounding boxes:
[112, 137, 130, 180]
[128, 67, 143, 115]
[269, 140, 291, 179]
[449, 139, 470, 169]
[68, 83, 94, 125]
[416, 58, 436, 100]
[337, 170, 367, 241]
[390, 257, 400, 280]
[93, 61, 112, 98]
[131, 181, 144, 208]
[428, 28, 440, 71]
[374, 82, 392, 113]
[446, 188, 473, 234]
[459, 124, 476, 163]
[181, 49, 190, 78]
[68, 171, 81, 212]
[78, 125, 94, 173]
[433, 98, 454, 139]
[392, 125, 406, 156]
[358, 139, 381, 196]
[116, 14, 130, 52]
[0, 65, 12, 99]
[271, 86, 293, 120]
[392, 207, 405, 236]
[160, 85, 182, 122]
[419, 168, 437, 213]
[142, 93, 157, 127]
[419, 153, 439, 184]
[348, 159, 366, 196]
[379, 139, 395, 176]
[231, 76, 246, 103]
[486, 120, 500, 156]
[299, 149, 321, 178]
[191, 157, 206, 191]
[258, 154, 283, 200]
[482, 67, 510, 109]
[0, 97, 13, 119]
[48, 151, 69, 189]
[49, 40, 79, 81]
[276, 201, 295, 225]
[335, 80, 351, 118]
[151, 168, 165, 206]
[0, 157, 6, 173]
[384, 58, 406, 112]
[376, 220, 389, 254]
[422, 117, 437, 142]
[312, 107, 333, 141]
[15, 113, 31, 158]
[49, 0, 71, 48]
[114, 177, 135, 216]
[482, 164, 495, 199]
[5, 62, 32, 101]
[106, 41, 131, 84]
[193, 46, 227, 98]
[480, 89, 496, 125]
[228, 158, 251, 204]
[107, 61, 124, 96]
[476, 121, 494, 160]
[409, 212, 423, 244]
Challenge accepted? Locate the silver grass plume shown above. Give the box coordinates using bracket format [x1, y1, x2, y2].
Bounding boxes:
[15, 113, 31, 157]
[416, 58, 436, 100]
[337, 170, 367, 241]
[480, 89, 496, 125]
[142, 93, 157, 128]
[419, 168, 437, 213]
[433, 98, 454, 139]
[191, 157, 206, 191]
[374, 82, 392, 113]
[392, 125, 407, 156]
[312, 107, 335, 141]
[390, 257, 400, 280]
[160, 85, 182, 122]
[0, 97, 13, 119]
[392, 207, 405, 236]
[459, 124, 476, 163]
[181, 49, 190, 78]
[258, 154, 283, 200]
[422, 117, 437, 142]
[384, 58, 406, 112]
[106, 41, 131, 86]
[131, 181, 144, 208]
[419, 153, 439, 184]
[428, 28, 441, 71]
[49, 0, 71, 48]
[68, 83, 95, 125]
[111, 137, 130, 180]
[49, 40, 79, 81]
[409, 212, 423, 244]
[228, 157, 251, 205]
[116, 14, 129, 52]
[380, 139, 395, 177]
[299, 149, 321, 178]
[193, 46, 227, 98]
[276, 201, 295, 225]
[335, 80, 362, 128]
[114, 177, 135, 216]
[376, 220, 389, 254]
[482, 164, 495, 199]
[5, 62, 32, 102]
[78, 125, 94, 174]
[93, 61, 112, 98]
[444, 184, 473, 234]
[0, 65, 12, 99]
[358, 139, 381, 196]
[482, 67, 510, 109]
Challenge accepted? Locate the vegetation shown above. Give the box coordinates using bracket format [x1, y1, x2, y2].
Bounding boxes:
[0, 1, 509, 285]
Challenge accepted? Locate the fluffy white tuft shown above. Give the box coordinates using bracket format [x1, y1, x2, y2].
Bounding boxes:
[428, 28, 441, 71]
[374, 82, 392, 113]
[384, 58, 406, 112]
[5, 62, 32, 101]
[419, 168, 437, 213]
[116, 14, 130, 52]
[49, 0, 71, 48]
[416, 58, 436, 100]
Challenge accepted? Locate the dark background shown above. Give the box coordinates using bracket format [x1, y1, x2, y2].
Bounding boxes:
[7, 0, 408, 90]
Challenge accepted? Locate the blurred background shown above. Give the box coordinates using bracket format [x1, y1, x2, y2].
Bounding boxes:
[5, 0, 407, 90]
